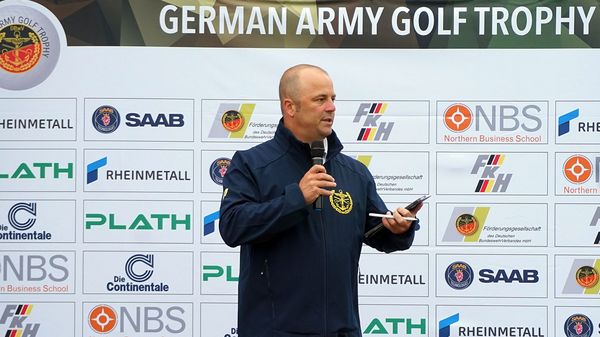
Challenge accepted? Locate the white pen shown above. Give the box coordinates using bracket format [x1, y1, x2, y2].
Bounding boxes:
[369, 213, 418, 221]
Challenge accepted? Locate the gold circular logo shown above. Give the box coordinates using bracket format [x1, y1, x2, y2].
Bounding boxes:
[221, 110, 244, 132]
[576, 266, 599, 288]
[455, 214, 478, 236]
[0, 24, 42, 73]
[329, 189, 353, 214]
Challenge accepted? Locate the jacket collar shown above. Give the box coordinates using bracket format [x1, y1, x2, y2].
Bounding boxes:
[274, 118, 343, 161]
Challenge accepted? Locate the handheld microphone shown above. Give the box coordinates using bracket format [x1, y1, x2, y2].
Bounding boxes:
[310, 140, 325, 210]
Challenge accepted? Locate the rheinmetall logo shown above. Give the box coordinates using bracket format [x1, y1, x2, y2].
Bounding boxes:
[0, 1, 64, 90]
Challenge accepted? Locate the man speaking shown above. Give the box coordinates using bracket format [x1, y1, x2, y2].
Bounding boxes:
[219, 64, 421, 337]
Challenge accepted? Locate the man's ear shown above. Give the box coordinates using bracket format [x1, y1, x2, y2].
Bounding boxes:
[282, 98, 295, 118]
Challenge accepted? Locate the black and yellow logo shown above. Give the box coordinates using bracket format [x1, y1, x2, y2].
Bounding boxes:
[221, 110, 244, 132]
[0, 24, 41, 73]
[329, 189, 353, 214]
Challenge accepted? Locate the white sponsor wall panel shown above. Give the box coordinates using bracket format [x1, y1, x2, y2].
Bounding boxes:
[1, 4, 600, 333]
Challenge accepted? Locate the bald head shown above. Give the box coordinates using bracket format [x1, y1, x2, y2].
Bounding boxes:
[279, 64, 329, 111]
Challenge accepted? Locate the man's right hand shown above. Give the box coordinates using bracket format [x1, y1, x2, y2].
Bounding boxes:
[299, 165, 336, 205]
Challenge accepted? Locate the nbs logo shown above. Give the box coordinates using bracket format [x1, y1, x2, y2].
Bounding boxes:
[354, 103, 394, 141]
[0, 304, 38, 337]
[0, 252, 72, 293]
[558, 153, 600, 195]
[87, 303, 188, 335]
[107, 254, 169, 292]
[471, 154, 512, 193]
[440, 101, 545, 143]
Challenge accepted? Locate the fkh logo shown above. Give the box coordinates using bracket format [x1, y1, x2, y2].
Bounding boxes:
[471, 154, 512, 193]
[0, 304, 38, 337]
[354, 103, 394, 141]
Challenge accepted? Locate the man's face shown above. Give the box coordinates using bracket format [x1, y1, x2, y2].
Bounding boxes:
[287, 69, 336, 143]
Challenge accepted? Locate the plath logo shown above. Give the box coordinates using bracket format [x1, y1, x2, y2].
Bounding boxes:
[471, 154, 512, 193]
[353, 103, 394, 141]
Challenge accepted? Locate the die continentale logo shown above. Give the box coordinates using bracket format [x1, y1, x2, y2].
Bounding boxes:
[0, 1, 63, 90]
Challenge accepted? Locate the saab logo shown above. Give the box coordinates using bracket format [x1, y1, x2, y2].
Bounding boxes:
[444, 104, 472, 132]
[126, 254, 154, 282]
[88, 304, 186, 334]
[363, 317, 426, 335]
[92, 105, 120, 134]
[209, 158, 231, 185]
[478, 269, 539, 283]
[445, 262, 474, 290]
[86, 157, 107, 184]
[563, 155, 593, 184]
[0, 162, 73, 180]
[471, 154, 512, 193]
[562, 259, 600, 295]
[85, 213, 191, 231]
[202, 265, 238, 282]
[88, 305, 117, 333]
[0, 254, 69, 281]
[8, 203, 36, 231]
[439, 313, 459, 337]
[558, 109, 580, 136]
[126, 112, 184, 127]
[209, 103, 255, 138]
[591, 207, 600, 245]
[0, 304, 38, 337]
[353, 103, 394, 141]
[203, 210, 219, 236]
[444, 103, 542, 132]
[329, 189, 353, 214]
[564, 314, 593, 337]
[221, 110, 244, 132]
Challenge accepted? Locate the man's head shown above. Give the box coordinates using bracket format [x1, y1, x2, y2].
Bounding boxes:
[279, 64, 336, 143]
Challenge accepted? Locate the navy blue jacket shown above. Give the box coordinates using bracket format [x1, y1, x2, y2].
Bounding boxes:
[220, 119, 415, 337]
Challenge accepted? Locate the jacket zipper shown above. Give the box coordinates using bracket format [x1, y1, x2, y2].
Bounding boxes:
[263, 258, 275, 319]
[320, 161, 329, 335]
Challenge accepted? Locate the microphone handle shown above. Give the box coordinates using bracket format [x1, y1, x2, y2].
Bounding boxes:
[313, 157, 324, 210]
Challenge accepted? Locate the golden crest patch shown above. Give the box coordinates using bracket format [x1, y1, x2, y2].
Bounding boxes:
[329, 189, 353, 214]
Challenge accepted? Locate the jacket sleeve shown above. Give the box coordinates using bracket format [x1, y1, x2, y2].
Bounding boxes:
[219, 151, 309, 247]
[362, 169, 416, 253]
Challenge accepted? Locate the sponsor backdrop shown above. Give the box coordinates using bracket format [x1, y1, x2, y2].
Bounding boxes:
[1, 0, 600, 336]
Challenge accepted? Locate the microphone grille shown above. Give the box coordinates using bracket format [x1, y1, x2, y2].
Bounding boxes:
[310, 140, 325, 157]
